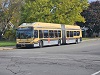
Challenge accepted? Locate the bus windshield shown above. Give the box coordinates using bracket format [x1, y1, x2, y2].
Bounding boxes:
[16, 27, 33, 39]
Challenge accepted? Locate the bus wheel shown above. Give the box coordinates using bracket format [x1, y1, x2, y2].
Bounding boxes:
[30, 44, 34, 48]
[80, 37, 82, 42]
[75, 39, 78, 44]
[39, 41, 43, 48]
[58, 40, 61, 46]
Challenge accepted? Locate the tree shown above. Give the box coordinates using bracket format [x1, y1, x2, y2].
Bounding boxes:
[77, 1, 100, 36]
[20, 0, 89, 25]
[0, 0, 22, 39]
[0, 0, 23, 38]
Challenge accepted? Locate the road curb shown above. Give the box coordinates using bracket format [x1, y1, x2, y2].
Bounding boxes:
[82, 38, 100, 42]
[0, 47, 16, 50]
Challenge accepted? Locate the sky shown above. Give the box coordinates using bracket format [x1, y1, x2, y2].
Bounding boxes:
[88, 0, 97, 2]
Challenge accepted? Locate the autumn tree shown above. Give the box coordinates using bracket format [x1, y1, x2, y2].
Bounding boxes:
[0, 0, 22, 33]
[0, 0, 23, 40]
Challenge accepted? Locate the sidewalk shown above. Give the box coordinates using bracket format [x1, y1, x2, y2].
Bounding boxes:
[0, 46, 15, 50]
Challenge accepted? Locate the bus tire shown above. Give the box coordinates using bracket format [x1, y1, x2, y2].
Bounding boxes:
[75, 39, 78, 44]
[58, 40, 61, 46]
[80, 37, 82, 42]
[30, 44, 34, 48]
[39, 41, 43, 48]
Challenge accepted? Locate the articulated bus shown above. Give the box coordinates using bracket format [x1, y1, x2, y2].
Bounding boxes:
[16, 22, 82, 48]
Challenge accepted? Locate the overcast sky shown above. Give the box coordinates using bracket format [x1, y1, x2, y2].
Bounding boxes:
[88, 0, 97, 2]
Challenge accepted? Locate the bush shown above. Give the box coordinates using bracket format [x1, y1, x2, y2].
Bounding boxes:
[3, 29, 16, 41]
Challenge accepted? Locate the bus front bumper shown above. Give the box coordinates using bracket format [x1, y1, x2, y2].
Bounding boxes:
[16, 44, 34, 48]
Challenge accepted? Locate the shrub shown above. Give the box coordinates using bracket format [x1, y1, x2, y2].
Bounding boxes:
[3, 29, 16, 41]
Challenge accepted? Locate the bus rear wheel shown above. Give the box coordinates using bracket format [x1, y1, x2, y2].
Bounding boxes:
[39, 41, 43, 48]
[58, 40, 61, 46]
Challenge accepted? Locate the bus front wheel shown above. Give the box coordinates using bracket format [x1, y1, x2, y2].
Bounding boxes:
[75, 39, 78, 44]
[39, 41, 43, 48]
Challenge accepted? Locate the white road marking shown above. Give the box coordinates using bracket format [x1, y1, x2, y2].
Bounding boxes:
[91, 70, 100, 75]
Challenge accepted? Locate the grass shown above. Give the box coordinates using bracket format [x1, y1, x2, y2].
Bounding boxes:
[82, 37, 100, 40]
[82, 38, 90, 40]
[0, 41, 16, 47]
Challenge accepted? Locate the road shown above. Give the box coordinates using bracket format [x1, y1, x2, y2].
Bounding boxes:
[0, 40, 100, 75]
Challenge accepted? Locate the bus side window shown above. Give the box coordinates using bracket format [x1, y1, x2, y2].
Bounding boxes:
[34, 30, 38, 38]
[58, 30, 61, 37]
[70, 31, 73, 37]
[43, 30, 48, 38]
[77, 31, 80, 36]
[74, 31, 77, 36]
[54, 30, 58, 38]
[39, 30, 43, 38]
[67, 31, 69, 37]
[49, 30, 54, 38]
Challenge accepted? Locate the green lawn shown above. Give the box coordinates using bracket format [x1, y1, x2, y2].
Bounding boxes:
[82, 37, 100, 41]
[82, 38, 90, 40]
[0, 41, 16, 47]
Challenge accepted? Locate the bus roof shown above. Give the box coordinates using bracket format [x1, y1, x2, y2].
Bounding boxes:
[19, 22, 80, 29]
[19, 22, 61, 28]
[65, 25, 80, 30]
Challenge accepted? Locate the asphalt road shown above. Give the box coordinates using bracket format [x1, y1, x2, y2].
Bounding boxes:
[0, 39, 100, 75]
